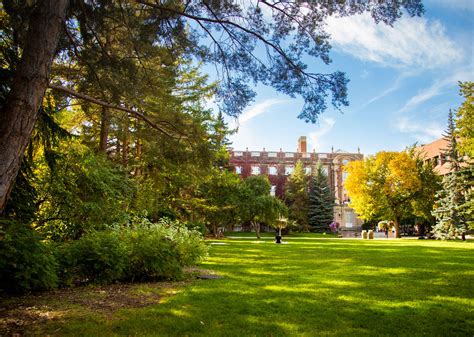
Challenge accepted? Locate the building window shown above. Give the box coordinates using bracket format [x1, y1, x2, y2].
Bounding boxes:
[251, 165, 261, 175]
[305, 167, 312, 175]
[268, 152, 277, 157]
[285, 152, 294, 158]
[234, 151, 243, 157]
[268, 166, 278, 175]
[285, 166, 294, 175]
[302, 153, 311, 158]
[251, 151, 260, 157]
[270, 185, 276, 196]
[235, 166, 242, 174]
[319, 154, 328, 159]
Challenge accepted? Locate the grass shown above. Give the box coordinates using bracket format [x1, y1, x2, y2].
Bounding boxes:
[2, 237, 473, 336]
[223, 231, 338, 238]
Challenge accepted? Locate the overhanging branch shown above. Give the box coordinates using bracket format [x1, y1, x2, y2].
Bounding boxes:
[49, 84, 182, 138]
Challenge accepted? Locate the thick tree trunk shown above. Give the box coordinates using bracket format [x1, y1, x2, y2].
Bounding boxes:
[0, 0, 69, 213]
[99, 106, 110, 153]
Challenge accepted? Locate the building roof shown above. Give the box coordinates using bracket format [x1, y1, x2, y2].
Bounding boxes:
[416, 138, 449, 159]
[415, 137, 452, 175]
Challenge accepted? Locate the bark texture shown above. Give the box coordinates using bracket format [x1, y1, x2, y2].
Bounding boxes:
[0, 0, 69, 213]
[99, 106, 110, 153]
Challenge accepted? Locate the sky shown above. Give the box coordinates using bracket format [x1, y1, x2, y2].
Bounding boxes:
[219, 0, 474, 155]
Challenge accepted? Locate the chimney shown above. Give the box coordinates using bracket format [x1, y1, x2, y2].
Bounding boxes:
[298, 136, 307, 153]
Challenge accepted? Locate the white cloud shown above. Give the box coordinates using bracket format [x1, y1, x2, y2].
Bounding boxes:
[308, 117, 336, 150]
[233, 98, 289, 127]
[396, 117, 443, 143]
[326, 13, 461, 69]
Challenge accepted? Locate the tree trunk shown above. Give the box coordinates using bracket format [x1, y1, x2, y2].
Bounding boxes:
[251, 221, 261, 239]
[394, 216, 401, 238]
[122, 117, 130, 166]
[99, 106, 110, 153]
[0, 0, 69, 213]
[135, 122, 142, 176]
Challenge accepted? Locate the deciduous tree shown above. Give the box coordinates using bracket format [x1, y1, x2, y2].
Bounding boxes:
[285, 160, 309, 230]
[345, 152, 422, 238]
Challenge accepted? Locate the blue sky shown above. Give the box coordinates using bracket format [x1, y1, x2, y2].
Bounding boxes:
[219, 0, 473, 155]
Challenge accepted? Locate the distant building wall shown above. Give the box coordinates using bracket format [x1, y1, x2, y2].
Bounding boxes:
[228, 138, 364, 229]
[415, 138, 452, 175]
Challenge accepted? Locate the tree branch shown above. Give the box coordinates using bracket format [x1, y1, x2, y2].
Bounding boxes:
[49, 84, 182, 139]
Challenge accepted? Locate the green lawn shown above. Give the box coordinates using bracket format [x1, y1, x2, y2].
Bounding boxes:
[5, 237, 474, 336]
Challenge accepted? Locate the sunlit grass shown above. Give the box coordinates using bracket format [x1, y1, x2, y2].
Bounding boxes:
[19, 237, 474, 336]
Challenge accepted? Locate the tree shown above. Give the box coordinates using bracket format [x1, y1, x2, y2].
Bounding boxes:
[238, 175, 285, 239]
[308, 163, 334, 232]
[285, 160, 309, 230]
[432, 110, 469, 239]
[409, 146, 442, 234]
[345, 152, 422, 238]
[455, 82, 474, 159]
[0, 0, 424, 212]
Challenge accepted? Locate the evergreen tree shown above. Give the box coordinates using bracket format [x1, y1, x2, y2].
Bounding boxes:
[285, 161, 309, 231]
[308, 163, 334, 232]
[432, 174, 467, 239]
[432, 110, 468, 239]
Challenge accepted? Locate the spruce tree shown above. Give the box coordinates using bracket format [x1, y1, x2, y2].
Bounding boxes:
[308, 163, 334, 232]
[432, 110, 468, 239]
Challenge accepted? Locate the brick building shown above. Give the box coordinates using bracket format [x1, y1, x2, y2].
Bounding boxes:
[229, 136, 364, 230]
[415, 138, 452, 175]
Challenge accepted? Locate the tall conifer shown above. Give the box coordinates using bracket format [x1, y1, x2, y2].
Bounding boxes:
[432, 110, 468, 239]
[308, 163, 334, 232]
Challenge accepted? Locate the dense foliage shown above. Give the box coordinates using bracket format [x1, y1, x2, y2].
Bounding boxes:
[432, 109, 471, 239]
[345, 152, 423, 238]
[308, 163, 334, 232]
[285, 161, 309, 231]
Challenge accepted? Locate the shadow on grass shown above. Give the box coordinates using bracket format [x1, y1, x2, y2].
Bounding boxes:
[14, 239, 474, 336]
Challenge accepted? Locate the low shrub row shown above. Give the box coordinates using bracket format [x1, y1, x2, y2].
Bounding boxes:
[0, 218, 208, 293]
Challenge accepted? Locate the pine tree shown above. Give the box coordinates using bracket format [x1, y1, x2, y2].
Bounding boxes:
[308, 163, 334, 232]
[285, 161, 309, 231]
[432, 110, 468, 239]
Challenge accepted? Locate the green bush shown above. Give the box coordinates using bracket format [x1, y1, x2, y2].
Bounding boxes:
[58, 218, 208, 285]
[123, 218, 208, 281]
[59, 230, 127, 285]
[0, 221, 58, 293]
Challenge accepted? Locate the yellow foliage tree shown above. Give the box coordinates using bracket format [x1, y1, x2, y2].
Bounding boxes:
[344, 152, 422, 238]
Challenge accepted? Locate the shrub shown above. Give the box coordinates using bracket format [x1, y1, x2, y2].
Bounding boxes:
[59, 230, 127, 285]
[122, 218, 208, 281]
[0, 221, 58, 293]
[58, 218, 208, 285]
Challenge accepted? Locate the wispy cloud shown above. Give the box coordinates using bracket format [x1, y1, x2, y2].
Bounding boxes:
[397, 67, 472, 114]
[326, 13, 461, 69]
[396, 117, 444, 144]
[308, 117, 336, 150]
[232, 98, 289, 128]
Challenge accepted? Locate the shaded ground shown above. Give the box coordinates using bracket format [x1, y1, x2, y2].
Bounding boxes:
[0, 268, 214, 336]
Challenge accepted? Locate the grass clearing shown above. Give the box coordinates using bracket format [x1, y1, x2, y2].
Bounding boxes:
[1, 237, 473, 336]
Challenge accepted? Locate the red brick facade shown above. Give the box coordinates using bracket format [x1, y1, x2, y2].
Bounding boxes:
[228, 137, 365, 229]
